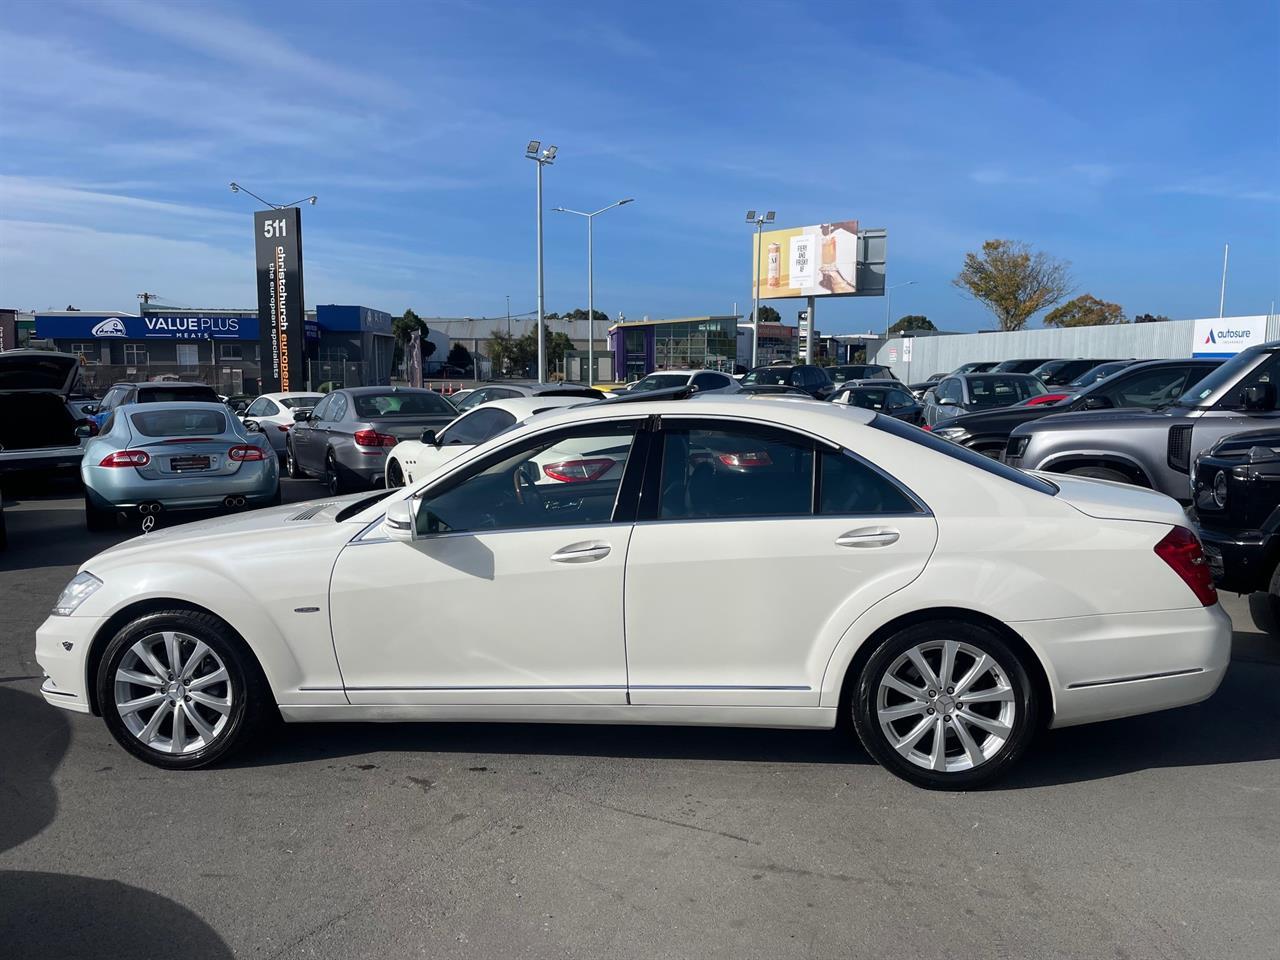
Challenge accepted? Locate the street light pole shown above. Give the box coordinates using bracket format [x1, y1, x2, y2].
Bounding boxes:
[229, 182, 317, 210]
[525, 141, 558, 383]
[884, 280, 917, 339]
[745, 210, 775, 369]
[1219, 242, 1230, 318]
[553, 198, 634, 386]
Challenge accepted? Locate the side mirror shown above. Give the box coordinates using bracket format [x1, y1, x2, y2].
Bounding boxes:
[243, 419, 261, 433]
[382, 498, 417, 542]
[82, 404, 100, 416]
[75, 423, 95, 439]
[292, 410, 311, 423]
[420, 428, 438, 445]
[1242, 383, 1276, 412]
[1084, 395, 1113, 410]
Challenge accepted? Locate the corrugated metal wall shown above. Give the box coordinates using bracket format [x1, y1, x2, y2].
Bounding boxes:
[871, 315, 1280, 381]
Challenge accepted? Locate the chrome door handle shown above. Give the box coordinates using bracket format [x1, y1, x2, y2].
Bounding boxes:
[550, 541, 611, 563]
[835, 529, 900, 548]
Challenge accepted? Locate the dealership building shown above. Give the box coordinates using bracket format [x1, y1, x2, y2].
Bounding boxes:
[32, 304, 394, 395]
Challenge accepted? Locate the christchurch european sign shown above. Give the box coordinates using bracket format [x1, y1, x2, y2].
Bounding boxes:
[35, 313, 259, 340]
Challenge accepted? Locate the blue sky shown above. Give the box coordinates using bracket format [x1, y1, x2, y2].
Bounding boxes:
[1, 0, 1277, 334]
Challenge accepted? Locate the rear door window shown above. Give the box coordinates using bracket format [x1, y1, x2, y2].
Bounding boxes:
[818, 450, 920, 516]
[439, 407, 517, 445]
[1105, 367, 1188, 408]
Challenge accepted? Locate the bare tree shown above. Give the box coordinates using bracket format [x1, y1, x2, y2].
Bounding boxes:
[953, 240, 1073, 331]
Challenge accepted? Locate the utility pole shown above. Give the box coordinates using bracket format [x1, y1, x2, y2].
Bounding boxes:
[1219, 243, 1230, 319]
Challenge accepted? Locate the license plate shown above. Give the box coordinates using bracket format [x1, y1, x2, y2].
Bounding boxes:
[169, 455, 211, 471]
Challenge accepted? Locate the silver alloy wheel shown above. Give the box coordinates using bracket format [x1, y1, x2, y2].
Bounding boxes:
[876, 639, 1016, 773]
[113, 631, 232, 755]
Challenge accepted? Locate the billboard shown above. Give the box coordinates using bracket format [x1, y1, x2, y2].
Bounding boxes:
[1192, 316, 1268, 358]
[35, 313, 258, 340]
[255, 207, 307, 393]
[753, 220, 860, 300]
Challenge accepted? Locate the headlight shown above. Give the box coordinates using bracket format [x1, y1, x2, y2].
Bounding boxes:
[933, 427, 968, 442]
[1212, 470, 1228, 508]
[51, 571, 102, 617]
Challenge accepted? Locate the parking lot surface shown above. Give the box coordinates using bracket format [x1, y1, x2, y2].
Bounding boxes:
[2, 482, 1278, 959]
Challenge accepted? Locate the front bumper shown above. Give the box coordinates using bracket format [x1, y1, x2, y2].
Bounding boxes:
[1197, 525, 1275, 594]
[1017, 604, 1233, 728]
[34, 614, 103, 714]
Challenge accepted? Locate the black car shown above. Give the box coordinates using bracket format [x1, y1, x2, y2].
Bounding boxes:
[831, 385, 923, 424]
[1029, 358, 1121, 387]
[1193, 427, 1280, 605]
[921, 373, 1048, 427]
[739, 384, 813, 398]
[740, 364, 834, 399]
[929, 358, 1225, 458]
[1063, 359, 1139, 390]
[950, 362, 999, 375]
[829, 364, 896, 386]
[990, 358, 1056, 374]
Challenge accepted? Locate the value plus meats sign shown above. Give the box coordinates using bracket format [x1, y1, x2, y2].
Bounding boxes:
[254, 207, 307, 392]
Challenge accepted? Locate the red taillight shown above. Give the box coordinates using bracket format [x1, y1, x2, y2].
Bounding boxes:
[921, 424, 933, 432]
[1154, 526, 1217, 606]
[717, 451, 773, 468]
[98, 450, 150, 468]
[228, 445, 267, 462]
[353, 429, 398, 448]
[276, 424, 291, 432]
[542, 458, 616, 483]
[1027, 393, 1069, 406]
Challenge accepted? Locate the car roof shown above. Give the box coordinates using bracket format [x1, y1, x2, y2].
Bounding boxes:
[342, 385, 438, 396]
[114, 381, 214, 389]
[457, 396, 588, 418]
[534, 394, 875, 429]
[955, 372, 1041, 380]
[258, 391, 323, 401]
[114, 401, 233, 414]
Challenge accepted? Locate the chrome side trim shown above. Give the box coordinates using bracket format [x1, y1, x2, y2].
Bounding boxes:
[338, 683, 811, 692]
[1066, 667, 1203, 690]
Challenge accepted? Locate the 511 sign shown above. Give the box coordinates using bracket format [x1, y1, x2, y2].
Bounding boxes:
[253, 207, 307, 393]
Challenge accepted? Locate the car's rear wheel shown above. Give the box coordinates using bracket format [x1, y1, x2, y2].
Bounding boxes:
[325, 451, 348, 495]
[851, 621, 1038, 789]
[1065, 465, 1130, 483]
[386, 458, 405, 488]
[285, 440, 305, 479]
[85, 492, 118, 532]
[97, 609, 272, 769]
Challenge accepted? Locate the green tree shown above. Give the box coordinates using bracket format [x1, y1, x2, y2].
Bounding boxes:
[954, 240, 1072, 331]
[488, 330, 523, 376]
[888, 315, 935, 335]
[1043, 294, 1126, 328]
[392, 309, 436, 374]
[1134, 313, 1170, 324]
[446, 342, 473, 373]
[752, 304, 781, 325]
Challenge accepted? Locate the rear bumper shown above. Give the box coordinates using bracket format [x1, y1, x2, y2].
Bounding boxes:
[1016, 604, 1232, 728]
[336, 445, 388, 485]
[83, 460, 279, 510]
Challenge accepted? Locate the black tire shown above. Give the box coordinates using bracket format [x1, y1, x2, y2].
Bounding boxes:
[1065, 465, 1131, 484]
[850, 620, 1039, 790]
[386, 458, 405, 488]
[85, 492, 118, 532]
[96, 609, 273, 770]
[325, 451, 348, 495]
[0, 502, 7, 551]
[285, 439, 305, 479]
[1262, 564, 1280, 638]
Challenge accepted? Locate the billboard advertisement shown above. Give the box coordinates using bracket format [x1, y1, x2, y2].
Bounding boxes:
[34, 313, 258, 340]
[753, 220, 860, 300]
[1192, 316, 1268, 358]
[255, 207, 307, 393]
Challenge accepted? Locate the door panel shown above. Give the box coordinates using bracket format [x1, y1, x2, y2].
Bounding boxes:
[330, 526, 631, 704]
[624, 515, 937, 706]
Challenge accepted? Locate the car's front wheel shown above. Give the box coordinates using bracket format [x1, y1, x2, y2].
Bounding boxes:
[851, 621, 1038, 789]
[97, 609, 273, 769]
[386, 458, 405, 488]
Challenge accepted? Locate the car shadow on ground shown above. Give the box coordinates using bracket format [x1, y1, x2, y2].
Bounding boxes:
[0, 685, 233, 959]
[229, 652, 1280, 787]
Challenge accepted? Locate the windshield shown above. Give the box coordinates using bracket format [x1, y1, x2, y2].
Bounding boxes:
[845, 389, 889, 410]
[967, 375, 1047, 407]
[629, 373, 690, 392]
[830, 367, 869, 383]
[280, 396, 322, 409]
[871, 414, 1058, 495]
[1176, 350, 1274, 407]
[742, 369, 790, 385]
[130, 409, 228, 437]
[353, 391, 456, 417]
[1069, 361, 1127, 387]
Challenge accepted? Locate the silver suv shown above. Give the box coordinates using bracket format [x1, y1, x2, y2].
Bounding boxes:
[1005, 342, 1280, 502]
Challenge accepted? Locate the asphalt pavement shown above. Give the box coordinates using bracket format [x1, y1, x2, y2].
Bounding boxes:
[1, 481, 1277, 959]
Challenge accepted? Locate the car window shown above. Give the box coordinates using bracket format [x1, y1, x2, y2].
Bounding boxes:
[634, 373, 694, 392]
[890, 390, 914, 407]
[138, 386, 220, 404]
[819, 450, 920, 515]
[847, 389, 889, 410]
[1104, 367, 1188, 408]
[328, 394, 349, 421]
[279, 396, 320, 410]
[416, 422, 639, 535]
[352, 391, 455, 418]
[690, 372, 722, 390]
[870, 414, 1058, 495]
[1213, 352, 1280, 410]
[245, 398, 271, 417]
[966, 376, 1045, 408]
[488, 388, 522, 401]
[439, 407, 517, 446]
[742, 368, 789, 386]
[101, 387, 126, 410]
[657, 424, 814, 520]
[130, 409, 228, 437]
[309, 394, 334, 421]
[937, 379, 962, 402]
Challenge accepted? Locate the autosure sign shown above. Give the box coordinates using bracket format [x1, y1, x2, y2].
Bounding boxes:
[254, 207, 307, 392]
[1192, 316, 1269, 358]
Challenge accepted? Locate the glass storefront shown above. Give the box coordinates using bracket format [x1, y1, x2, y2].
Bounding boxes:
[651, 318, 737, 372]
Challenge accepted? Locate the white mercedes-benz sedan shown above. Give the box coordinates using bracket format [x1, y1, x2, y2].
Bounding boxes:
[35, 394, 1231, 788]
